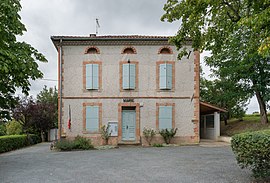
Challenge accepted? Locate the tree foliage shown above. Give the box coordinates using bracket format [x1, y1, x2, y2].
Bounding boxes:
[6, 120, 22, 135]
[0, 0, 47, 120]
[12, 86, 58, 142]
[162, 0, 270, 123]
[200, 77, 250, 122]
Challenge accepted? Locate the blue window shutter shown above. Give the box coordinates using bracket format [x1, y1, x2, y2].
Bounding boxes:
[86, 106, 99, 132]
[159, 106, 172, 130]
[159, 64, 167, 89]
[166, 64, 173, 89]
[86, 64, 99, 90]
[92, 64, 99, 89]
[123, 64, 136, 89]
[122, 64, 129, 89]
[86, 64, 93, 89]
[129, 64, 136, 89]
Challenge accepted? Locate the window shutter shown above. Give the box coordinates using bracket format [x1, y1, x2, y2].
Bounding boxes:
[159, 63, 173, 89]
[159, 106, 172, 130]
[86, 64, 99, 90]
[159, 64, 167, 89]
[86, 106, 99, 132]
[92, 64, 99, 89]
[86, 64, 92, 89]
[122, 63, 136, 89]
[166, 64, 173, 89]
[122, 64, 129, 89]
[129, 64, 136, 89]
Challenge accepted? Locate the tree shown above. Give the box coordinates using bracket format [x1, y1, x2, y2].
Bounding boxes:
[200, 77, 251, 124]
[30, 102, 56, 142]
[0, 0, 47, 120]
[37, 85, 58, 128]
[162, 0, 270, 124]
[6, 120, 22, 135]
[12, 96, 36, 133]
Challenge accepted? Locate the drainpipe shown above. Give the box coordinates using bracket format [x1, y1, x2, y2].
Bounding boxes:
[59, 39, 63, 140]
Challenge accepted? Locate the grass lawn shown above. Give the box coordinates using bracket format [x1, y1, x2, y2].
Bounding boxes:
[221, 114, 270, 136]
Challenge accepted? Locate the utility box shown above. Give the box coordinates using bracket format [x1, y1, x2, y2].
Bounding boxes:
[108, 121, 118, 136]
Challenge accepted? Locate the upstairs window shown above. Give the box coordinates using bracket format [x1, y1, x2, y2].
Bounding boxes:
[122, 47, 137, 54]
[159, 63, 173, 90]
[85, 46, 100, 54]
[122, 63, 136, 89]
[84, 62, 101, 90]
[86, 64, 99, 89]
[158, 46, 173, 54]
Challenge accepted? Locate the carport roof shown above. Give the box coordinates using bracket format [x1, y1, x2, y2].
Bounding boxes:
[200, 101, 227, 115]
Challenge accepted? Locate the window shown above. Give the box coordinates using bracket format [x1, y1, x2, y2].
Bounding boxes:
[86, 64, 99, 89]
[159, 63, 173, 89]
[122, 47, 136, 54]
[85, 46, 100, 54]
[83, 103, 102, 133]
[123, 64, 135, 89]
[83, 61, 102, 91]
[120, 61, 138, 91]
[158, 46, 173, 54]
[157, 103, 175, 130]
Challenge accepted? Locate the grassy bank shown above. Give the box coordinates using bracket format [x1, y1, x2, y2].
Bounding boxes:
[221, 114, 270, 136]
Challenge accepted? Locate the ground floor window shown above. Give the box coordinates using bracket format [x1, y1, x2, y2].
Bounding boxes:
[156, 103, 175, 130]
[83, 103, 102, 133]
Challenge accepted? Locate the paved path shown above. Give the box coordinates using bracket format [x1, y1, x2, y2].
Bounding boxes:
[0, 143, 254, 183]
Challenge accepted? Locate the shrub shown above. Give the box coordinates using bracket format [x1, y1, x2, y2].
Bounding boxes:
[152, 143, 164, 147]
[0, 134, 40, 153]
[143, 127, 156, 145]
[54, 136, 94, 151]
[0, 124, 6, 136]
[159, 128, 178, 144]
[231, 130, 270, 178]
[6, 120, 22, 135]
[74, 136, 93, 150]
[55, 139, 75, 151]
[100, 125, 111, 145]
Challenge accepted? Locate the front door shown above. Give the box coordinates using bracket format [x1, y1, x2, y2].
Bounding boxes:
[122, 110, 136, 141]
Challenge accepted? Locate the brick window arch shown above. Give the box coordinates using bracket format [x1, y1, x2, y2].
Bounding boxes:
[121, 46, 137, 54]
[158, 46, 173, 54]
[85, 46, 100, 54]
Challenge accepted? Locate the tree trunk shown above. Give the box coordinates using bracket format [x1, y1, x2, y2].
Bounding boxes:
[224, 113, 228, 126]
[41, 131, 46, 142]
[255, 91, 268, 124]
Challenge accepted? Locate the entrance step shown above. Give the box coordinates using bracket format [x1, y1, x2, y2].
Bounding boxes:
[118, 142, 141, 147]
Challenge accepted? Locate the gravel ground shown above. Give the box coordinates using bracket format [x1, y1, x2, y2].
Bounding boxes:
[0, 142, 255, 183]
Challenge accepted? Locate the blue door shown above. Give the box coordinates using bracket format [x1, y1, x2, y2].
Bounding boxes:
[122, 110, 136, 141]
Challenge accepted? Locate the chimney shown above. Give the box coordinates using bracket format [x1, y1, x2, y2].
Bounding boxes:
[90, 34, 96, 37]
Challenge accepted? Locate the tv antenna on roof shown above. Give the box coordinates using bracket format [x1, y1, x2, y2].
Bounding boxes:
[96, 18, 100, 35]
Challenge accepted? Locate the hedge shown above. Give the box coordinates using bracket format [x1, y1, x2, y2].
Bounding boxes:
[231, 130, 270, 178]
[0, 134, 41, 153]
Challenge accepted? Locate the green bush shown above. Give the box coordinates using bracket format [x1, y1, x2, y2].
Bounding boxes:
[0, 124, 6, 136]
[55, 136, 94, 151]
[231, 130, 270, 178]
[159, 128, 178, 144]
[6, 120, 22, 135]
[0, 134, 41, 153]
[74, 136, 93, 150]
[152, 143, 164, 147]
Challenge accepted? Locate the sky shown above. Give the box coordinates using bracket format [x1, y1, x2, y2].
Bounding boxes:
[18, 0, 259, 114]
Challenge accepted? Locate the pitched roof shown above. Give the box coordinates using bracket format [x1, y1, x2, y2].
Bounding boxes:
[51, 35, 172, 40]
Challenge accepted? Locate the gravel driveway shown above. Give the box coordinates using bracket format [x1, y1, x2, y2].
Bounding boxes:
[0, 143, 254, 183]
